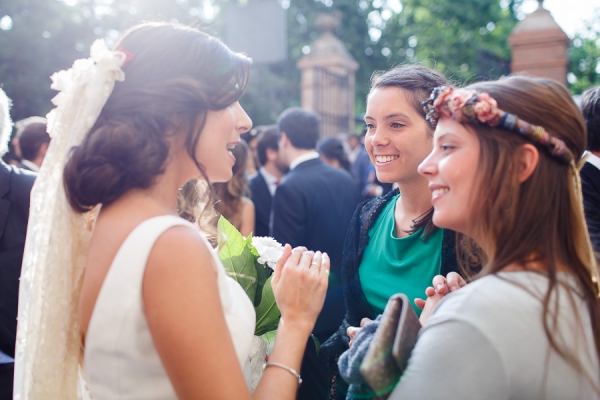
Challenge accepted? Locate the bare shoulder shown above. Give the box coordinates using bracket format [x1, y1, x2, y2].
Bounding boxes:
[145, 224, 217, 280]
[241, 196, 255, 210]
[150, 224, 212, 257]
[142, 223, 222, 335]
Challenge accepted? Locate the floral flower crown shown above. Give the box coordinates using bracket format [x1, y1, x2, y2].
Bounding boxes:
[422, 86, 574, 164]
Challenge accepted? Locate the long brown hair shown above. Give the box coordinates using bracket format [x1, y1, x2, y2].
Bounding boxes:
[461, 76, 600, 383]
[63, 23, 251, 234]
[213, 141, 251, 225]
[369, 65, 449, 239]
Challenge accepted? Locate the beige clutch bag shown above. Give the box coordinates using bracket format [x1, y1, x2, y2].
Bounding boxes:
[359, 293, 421, 398]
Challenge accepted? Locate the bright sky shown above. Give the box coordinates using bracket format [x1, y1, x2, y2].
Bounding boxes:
[521, 0, 599, 37]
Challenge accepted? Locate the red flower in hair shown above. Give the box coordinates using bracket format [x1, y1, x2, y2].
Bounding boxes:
[449, 89, 477, 122]
[432, 87, 455, 118]
[472, 92, 499, 125]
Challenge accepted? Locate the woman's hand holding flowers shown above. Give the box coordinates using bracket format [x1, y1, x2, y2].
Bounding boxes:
[271, 245, 330, 335]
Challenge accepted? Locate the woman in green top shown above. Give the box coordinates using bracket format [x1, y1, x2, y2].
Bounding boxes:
[321, 65, 469, 400]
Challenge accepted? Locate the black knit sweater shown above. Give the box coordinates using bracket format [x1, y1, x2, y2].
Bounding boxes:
[320, 189, 461, 400]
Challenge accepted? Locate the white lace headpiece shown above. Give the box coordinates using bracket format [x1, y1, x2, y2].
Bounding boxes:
[13, 40, 126, 400]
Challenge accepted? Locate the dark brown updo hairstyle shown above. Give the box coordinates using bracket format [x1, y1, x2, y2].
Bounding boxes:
[369, 65, 449, 240]
[63, 23, 251, 220]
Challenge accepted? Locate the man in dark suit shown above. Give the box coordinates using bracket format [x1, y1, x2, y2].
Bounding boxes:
[581, 86, 600, 252]
[248, 126, 287, 237]
[271, 108, 360, 400]
[10, 116, 49, 172]
[0, 90, 36, 400]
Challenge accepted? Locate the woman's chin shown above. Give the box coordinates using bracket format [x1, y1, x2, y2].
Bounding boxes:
[432, 212, 453, 231]
[373, 172, 395, 184]
[207, 171, 233, 184]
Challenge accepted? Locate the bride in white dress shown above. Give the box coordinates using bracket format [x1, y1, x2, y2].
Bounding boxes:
[13, 23, 329, 400]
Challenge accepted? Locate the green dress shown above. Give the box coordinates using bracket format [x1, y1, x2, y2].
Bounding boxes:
[359, 193, 443, 316]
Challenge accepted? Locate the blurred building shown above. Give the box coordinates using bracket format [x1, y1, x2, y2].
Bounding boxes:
[297, 12, 359, 138]
[509, 1, 570, 86]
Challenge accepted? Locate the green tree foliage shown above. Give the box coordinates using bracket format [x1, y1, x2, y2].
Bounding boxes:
[0, 0, 221, 121]
[0, 0, 93, 120]
[1, 0, 598, 129]
[245, 0, 521, 125]
[377, 0, 520, 85]
[568, 9, 600, 94]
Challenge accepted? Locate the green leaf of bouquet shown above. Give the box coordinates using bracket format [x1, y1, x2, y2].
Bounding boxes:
[248, 241, 260, 259]
[260, 330, 277, 354]
[254, 276, 281, 336]
[311, 334, 321, 356]
[217, 216, 246, 257]
[218, 216, 258, 301]
[253, 261, 269, 306]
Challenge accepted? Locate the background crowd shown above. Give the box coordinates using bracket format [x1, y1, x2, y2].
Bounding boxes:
[0, 1, 599, 399]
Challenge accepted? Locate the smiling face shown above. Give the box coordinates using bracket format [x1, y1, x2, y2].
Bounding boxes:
[194, 101, 252, 183]
[418, 117, 481, 236]
[364, 87, 433, 185]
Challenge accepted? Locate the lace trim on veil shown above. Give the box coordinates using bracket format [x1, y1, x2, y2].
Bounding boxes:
[13, 40, 126, 400]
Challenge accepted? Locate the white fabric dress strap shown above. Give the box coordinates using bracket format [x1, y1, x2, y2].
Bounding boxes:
[84, 215, 192, 399]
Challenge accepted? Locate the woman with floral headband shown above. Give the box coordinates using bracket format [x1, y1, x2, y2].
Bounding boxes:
[321, 65, 474, 400]
[13, 23, 329, 399]
[385, 76, 600, 398]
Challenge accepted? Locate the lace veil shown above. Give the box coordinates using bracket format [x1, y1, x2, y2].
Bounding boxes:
[13, 40, 126, 400]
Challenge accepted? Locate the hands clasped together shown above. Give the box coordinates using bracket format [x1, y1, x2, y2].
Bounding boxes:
[346, 272, 467, 346]
[414, 271, 467, 325]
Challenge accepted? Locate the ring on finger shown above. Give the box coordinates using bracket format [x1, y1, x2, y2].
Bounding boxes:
[310, 262, 320, 268]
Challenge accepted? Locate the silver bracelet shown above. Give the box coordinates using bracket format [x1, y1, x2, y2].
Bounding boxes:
[263, 361, 302, 386]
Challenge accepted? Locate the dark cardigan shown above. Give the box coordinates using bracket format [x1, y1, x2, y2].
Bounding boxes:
[320, 189, 461, 400]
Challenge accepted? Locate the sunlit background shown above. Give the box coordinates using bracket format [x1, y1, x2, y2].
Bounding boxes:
[0, 0, 598, 127]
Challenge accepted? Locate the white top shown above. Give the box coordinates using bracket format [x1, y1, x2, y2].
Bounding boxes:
[391, 272, 600, 400]
[84, 216, 255, 399]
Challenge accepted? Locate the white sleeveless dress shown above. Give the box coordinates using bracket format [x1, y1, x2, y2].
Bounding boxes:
[83, 216, 256, 399]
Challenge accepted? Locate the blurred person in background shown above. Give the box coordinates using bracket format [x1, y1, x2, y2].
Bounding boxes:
[12, 116, 49, 172]
[0, 89, 36, 400]
[580, 86, 600, 252]
[272, 107, 360, 400]
[213, 140, 255, 237]
[249, 125, 287, 237]
[241, 128, 259, 176]
[346, 133, 362, 165]
[318, 136, 352, 175]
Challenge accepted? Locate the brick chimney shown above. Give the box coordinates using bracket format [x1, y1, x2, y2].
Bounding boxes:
[508, 0, 570, 86]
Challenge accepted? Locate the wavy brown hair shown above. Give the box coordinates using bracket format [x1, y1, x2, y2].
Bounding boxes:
[460, 76, 600, 387]
[212, 140, 251, 225]
[63, 23, 251, 234]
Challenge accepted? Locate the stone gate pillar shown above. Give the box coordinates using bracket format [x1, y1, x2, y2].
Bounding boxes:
[297, 12, 359, 138]
[508, 0, 570, 86]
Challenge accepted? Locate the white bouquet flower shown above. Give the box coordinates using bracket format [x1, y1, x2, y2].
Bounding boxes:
[251, 236, 284, 270]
